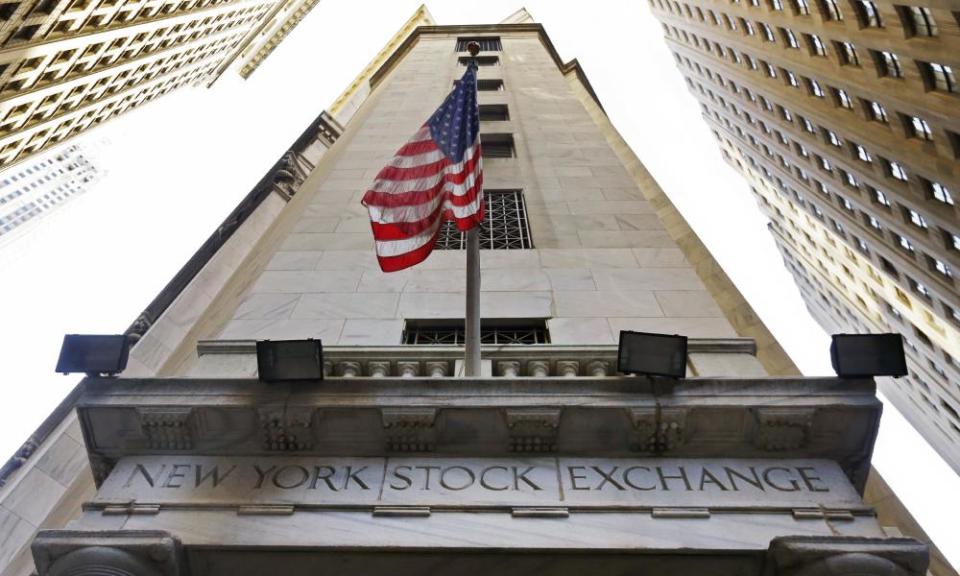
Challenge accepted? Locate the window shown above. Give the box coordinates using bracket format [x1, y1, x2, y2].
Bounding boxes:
[819, 0, 843, 19]
[786, 70, 799, 86]
[793, 0, 810, 15]
[855, 143, 872, 162]
[808, 78, 825, 97]
[801, 116, 816, 133]
[782, 28, 800, 47]
[946, 230, 960, 252]
[867, 100, 888, 123]
[436, 189, 532, 250]
[807, 34, 827, 56]
[760, 22, 776, 41]
[765, 62, 778, 77]
[929, 256, 953, 279]
[838, 41, 860, 66]
[902, 115, 933, 141]
[926, 180, 954, 206]
[770, 0, 783, 10]
[477, 79, 504, 91]
[826, 130, 843, 147]
[874, 50, 903, 78]
[867, 214, 883, 230]
[478, 104, 509, 122]
[834, 88, 853, 108]
[921, 62, 956, 93]
[909, 277, 932, 299]
[481, 134, 515, 158]
[899, 6, 937, 36]
[456, 37, 502, 52]
[906, 207, 928, 228]
[855, 0, 883, 26]
[896, 233, 915, 253]
[887, 160, 909, 181]
[403, 319, 549, 345]
[458, 55, 499, 66]
[843, 170, 859, 188]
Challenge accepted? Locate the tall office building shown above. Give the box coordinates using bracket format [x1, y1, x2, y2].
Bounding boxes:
[649, 0, 960, 472]
[0, 0, 310, 170]
[0, 9, 952, 576]
[0, 142, 101, 244]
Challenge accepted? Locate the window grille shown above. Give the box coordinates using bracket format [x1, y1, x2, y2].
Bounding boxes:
[456, 37, 503, 52]
[436, 189, 532, 250]
[477, 79, 504, 91]
[402, 319, 549, 345]
[458, 55, 499, 67]
[479, 104, 509, 122]
[480, 133, 515, 158]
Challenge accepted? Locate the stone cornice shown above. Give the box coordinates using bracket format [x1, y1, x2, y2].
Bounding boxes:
[367, 23, 605, 113]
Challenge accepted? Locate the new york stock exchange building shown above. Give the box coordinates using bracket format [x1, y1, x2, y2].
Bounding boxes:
[4, 10, 948, 576]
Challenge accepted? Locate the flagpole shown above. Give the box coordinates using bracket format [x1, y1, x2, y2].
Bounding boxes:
[464, 41, 482, 378]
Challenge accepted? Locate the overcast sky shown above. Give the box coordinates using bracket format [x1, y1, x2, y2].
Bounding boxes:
[0, 0, 956, 565]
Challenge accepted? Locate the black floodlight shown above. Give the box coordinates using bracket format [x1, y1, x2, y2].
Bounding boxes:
[617, 330, 688, 378]
[256, 339, 323, 382]
[830, 333, 908, 378]
[56, 334, 129, 376]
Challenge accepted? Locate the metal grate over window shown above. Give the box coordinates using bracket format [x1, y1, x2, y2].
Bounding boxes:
[403, 319, 549, 345]
[436, 190, 532, 250]
[456, 37, 502, 52]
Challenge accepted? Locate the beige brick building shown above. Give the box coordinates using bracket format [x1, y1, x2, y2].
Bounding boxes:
[0, 0, 310, 170]
[650, 0, 960, 472]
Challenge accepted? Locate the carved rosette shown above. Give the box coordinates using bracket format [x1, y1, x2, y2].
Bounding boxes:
[138, 408, 194, 451]
[753, 407, 816, 451]
[381, 407, 437, 452]
[505, 408, 561, 453]
[258, 407, 316, 451]
[32, 530, 183, 576]
[628, 407, 688, 453]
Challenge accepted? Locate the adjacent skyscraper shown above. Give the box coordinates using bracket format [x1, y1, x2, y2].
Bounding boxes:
[0, 0, 312, 170]
[0, 142, 101, 244]
[650, 0, 960, 471]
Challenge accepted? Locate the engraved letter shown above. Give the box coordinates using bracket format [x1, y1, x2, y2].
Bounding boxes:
[623, 466, 656, 491]
[723, 466, 764, 492]
[513, 466, 542, 491]
[416, 465, 441, 490]
[164, 464, 190, 488]
[797, 466, 829, 492]
[440, 466, 475, 491]
[389, 466, 413, 490]
[480, 466, 509, 491]
[310, 466, 337, 491]
[195, 465, 236, 488]
[344, 466, 370, 490]
[124, 463, 165, 488]
[568, 466, 589, 491]
[698, 467, 728, 491]
[273, 465, 309, 489]
[657, 466, 692, 491]
[592, 466, 625, 491]
[253, 464, 276, 489]
[763, 467, 800, 492]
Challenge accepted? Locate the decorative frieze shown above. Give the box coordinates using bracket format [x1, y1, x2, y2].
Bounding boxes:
[258, 407, 316, 452]
[505, 408, 562, 453]
[629, 407, 689, 453]
[381, 407, 438, 452]
[752, 407, 816, 452]
[137, 408, 194, 451]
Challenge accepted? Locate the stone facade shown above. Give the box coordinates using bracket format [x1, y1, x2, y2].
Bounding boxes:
[0, 16, 939, 576]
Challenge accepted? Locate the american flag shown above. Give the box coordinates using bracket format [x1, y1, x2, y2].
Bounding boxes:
[362, 62, 483, 272]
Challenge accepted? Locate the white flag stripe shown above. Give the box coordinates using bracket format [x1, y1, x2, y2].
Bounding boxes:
[366, 169, 481, 223]
[373, 195, 484, 257]
[387, 148, 445, 169]
[369, 189, 485, 230]
[369, 139, 480, 194]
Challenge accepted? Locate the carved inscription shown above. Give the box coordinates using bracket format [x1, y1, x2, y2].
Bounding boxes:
[97, 456, 863, 511]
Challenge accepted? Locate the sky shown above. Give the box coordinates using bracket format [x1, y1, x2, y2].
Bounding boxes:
[0, 0, 957, 566]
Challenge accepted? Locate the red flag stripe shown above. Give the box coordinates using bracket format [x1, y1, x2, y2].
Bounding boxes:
[370, 187, 483, 240]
